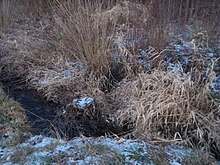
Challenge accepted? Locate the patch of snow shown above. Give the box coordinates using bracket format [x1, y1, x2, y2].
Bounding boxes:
[208, 52, 214, 58]
[71, 159, 85, 165]
[1, 135, 219, 164]
[33, 137, 54, 148]
[0, 147, 14, 162]
[170, 160, 182, 165]
[166, 145, 192, 159]
[106, 114, 116, 125]
[84, 155, 101, 164]
[54, 143, 71, 153]
[2, 163, 18, 165]
[72, 96, 95, 109]
[24, 159, 49, 165]
[32, 151, 51, 157]
[209, 74, 220, 96]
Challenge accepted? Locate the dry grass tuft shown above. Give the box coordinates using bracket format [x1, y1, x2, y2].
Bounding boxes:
[112, 68, 220, 156]
[28, 56, 87, 102]
[53, 0, 118, 76]
[27, 55, 109, 104]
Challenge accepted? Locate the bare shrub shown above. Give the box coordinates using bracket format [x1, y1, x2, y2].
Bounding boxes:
[112, 68, 220, 155]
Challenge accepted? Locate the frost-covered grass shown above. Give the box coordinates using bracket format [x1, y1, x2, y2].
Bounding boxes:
[0, 135, 218, 165]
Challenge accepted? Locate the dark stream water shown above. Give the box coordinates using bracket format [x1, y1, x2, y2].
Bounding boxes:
[4, 87, 60, 135]
[3, 86, 120, 138]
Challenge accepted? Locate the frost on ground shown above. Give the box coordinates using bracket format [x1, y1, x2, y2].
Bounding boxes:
[0, 135, 219, 165]
[133, 23, 220, 97]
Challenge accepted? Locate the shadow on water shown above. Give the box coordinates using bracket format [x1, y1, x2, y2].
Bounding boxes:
[4, 86, 61, 136]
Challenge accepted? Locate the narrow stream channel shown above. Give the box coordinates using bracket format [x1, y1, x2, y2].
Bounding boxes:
[2, 85, 120, 139]
[4, 86, 61, 135]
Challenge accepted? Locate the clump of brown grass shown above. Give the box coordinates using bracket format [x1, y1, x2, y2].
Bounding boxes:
[28, 56, 87, 102]
[27, 55, 107, 104]
[52, 0, 168, 78]
[112, 68, 220, 155]
[84, 0, 168, 77]
[53, 0, 118, 76]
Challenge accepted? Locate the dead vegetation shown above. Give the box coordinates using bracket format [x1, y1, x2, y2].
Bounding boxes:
[53, 0, 118, 76]
[112, 68, 220, 156]
[0, 0, 220, 161]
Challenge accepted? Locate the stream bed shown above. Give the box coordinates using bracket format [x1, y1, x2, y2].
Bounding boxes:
[3, 85, 114, 138]
[4, 86, 61, 135]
